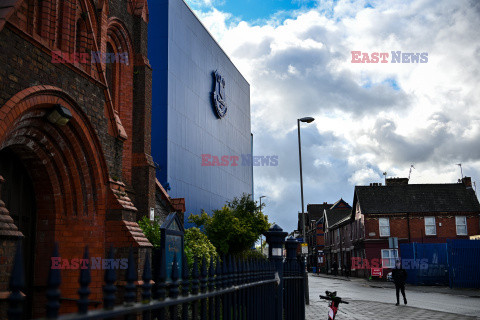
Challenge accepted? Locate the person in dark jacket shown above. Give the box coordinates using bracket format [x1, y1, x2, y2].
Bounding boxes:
[345, 260, 351, 278]
[332, 260, 338, 276]
[392, 259, 407, 306]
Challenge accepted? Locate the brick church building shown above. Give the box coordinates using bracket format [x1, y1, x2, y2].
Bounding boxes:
[0, 0, 183, 317]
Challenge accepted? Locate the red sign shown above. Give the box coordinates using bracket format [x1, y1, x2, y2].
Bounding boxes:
[371, 268, 383, 277]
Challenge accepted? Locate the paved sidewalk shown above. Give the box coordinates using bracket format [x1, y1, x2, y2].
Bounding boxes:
[306, 299, 479, 320]
[311, 273, 353, 281]
[310, 273, 480, 297]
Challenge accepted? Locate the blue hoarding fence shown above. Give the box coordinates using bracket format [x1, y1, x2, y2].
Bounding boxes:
[399, 242, 449, 286]
[400, 240, 480, 288]
[447, 239, 480, 289]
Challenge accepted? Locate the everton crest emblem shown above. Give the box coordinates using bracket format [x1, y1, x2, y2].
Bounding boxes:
[211, 71, 227, 118]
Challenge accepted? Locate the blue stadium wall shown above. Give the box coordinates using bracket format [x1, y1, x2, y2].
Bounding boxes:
[149, 0, 253, 224]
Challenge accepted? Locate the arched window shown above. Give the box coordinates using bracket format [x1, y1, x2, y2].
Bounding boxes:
[35, 0, 52, 39]
[76, 18, 87, 54]
[75, 16, 93, 73]
[35, 0, 44, 35]
[106, 19, 134, 184]
[106, 42, 118, 109]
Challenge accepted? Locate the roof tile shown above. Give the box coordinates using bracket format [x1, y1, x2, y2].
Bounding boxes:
[355, 183, 480, 214]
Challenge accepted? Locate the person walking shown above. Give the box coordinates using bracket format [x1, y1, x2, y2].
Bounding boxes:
[392, 259, 407, 306]
[345, 260, 351, 278]
[332, 260, 338, 276]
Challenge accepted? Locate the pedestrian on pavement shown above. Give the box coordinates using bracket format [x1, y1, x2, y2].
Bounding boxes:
[392, 259, 407, 306]
[332, 260, 338, 276]
[345, 260, 351, 278]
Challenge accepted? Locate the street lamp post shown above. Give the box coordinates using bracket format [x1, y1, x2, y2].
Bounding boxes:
[259, 195, 266, 212]
[259, 195, 266, 254]
[297, 116, 314, 305]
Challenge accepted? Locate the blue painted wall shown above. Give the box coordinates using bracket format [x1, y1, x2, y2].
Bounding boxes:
[149, 0, 253, 224]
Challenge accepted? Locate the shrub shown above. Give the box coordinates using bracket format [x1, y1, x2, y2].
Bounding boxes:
[184, 227, 218, 270]
[138, 216, 162, 248]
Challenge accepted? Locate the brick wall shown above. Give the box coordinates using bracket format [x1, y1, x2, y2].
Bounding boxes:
[316, 223, 325, 247]
[364, 212, 479, 242]
[0, 27, 121, 177]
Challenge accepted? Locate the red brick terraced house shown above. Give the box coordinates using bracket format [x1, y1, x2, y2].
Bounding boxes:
[304, 202, 332, 271]
[350, 177, 480, 278]
[322, 199, 352, 275]
[0, 0, 184, 317]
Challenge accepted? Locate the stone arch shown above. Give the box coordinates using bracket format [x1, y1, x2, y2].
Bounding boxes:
[107, 18, 134, 57]
[0, 85, 109, 313]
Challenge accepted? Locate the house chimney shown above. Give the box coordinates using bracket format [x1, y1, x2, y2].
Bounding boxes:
[462, 176, 472, 188]
[369, 183, 383, 186]
[386, 177, 409, 186]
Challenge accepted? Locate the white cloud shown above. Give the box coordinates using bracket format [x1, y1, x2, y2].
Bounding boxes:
[187, 0, 480, 232]
[348, 168, 381, 186]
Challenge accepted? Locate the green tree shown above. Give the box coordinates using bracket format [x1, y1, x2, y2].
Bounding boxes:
[189, 193, 270, 256]
[184, 227, 218, 269]
[138, 216, 162, 247]
[138, 217, 218, 269]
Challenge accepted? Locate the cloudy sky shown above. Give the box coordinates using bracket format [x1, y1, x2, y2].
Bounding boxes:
[183, 0, 480, 232]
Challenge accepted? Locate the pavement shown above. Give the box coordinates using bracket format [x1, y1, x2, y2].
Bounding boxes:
[311, 272, 480, 297]
[306, 273, 480, 320]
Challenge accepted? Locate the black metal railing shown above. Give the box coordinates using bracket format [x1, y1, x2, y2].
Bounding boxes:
[7, 242, 282, 320]
[7, 225, 306, 320]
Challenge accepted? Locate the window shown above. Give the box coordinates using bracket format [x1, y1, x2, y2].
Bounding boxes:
[425, 216, 436, 235]
[379, 218, 390, 237]
[36, 0, 48, 36]
[106, 42, 118, 109]
[76, 19, 86, 54]
[381, 249, 398, 268]
[456, 216, 467, 235]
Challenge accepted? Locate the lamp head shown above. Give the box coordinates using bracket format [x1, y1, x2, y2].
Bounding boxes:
[299, 117, 315, 123]
[47, 104, 72, 126]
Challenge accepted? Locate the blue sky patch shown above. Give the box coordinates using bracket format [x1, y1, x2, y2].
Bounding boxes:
[383, 78, 400, 91]
[187, 0, 319, 22]
[362, 78, 400, 91]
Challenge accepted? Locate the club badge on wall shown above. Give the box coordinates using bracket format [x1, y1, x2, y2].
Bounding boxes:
[211, 70, 227, 118]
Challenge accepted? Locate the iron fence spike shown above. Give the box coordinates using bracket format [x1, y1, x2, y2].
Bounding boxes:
[77, 246, 91, 314]
[8, 241, 25, 320]
[46, 242, 61, 318]
[103, 246, 117, 310]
